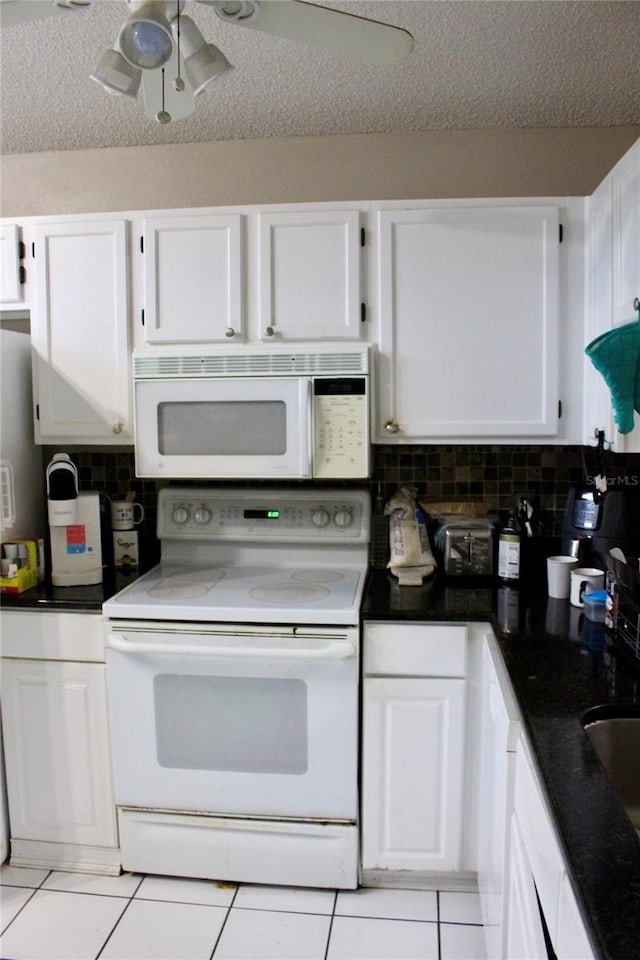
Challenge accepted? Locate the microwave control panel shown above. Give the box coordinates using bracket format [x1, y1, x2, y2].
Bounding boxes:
[312, 378, 369, 479]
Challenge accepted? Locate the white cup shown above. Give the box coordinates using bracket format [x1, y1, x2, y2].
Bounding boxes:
[570, 567, 605, 607]
[546, 555, 579, 599]
[110, 500, 144, 531]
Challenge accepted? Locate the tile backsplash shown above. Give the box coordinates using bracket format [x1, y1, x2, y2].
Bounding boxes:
[63, 443, 640, 545]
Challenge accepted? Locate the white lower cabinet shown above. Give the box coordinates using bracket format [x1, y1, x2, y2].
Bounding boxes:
[479, 632, 596, 960]
[361, 622, 468, 881]
[0, 611, 119, 874]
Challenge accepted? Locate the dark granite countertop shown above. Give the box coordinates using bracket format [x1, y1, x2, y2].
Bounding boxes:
[363, 568, 640, 960]
[0, 567, 142, 613]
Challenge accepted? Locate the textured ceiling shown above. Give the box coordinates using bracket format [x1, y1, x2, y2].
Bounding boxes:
[1, 0, 639, 156]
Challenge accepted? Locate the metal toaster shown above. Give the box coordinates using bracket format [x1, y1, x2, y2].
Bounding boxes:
[437, 518, 495, 576]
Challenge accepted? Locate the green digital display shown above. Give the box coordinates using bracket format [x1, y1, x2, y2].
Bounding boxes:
[244, 509, 280, 520]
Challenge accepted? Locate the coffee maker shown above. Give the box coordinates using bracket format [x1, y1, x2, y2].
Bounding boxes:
[561, 484, 640, 566]
[46, 453, 103, 586]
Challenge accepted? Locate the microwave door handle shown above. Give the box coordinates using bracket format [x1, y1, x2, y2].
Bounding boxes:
[300, 378, 313, 478]
[107, 633, 355, 660]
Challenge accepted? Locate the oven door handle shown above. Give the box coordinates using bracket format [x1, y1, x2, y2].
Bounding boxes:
[106, 633, 356, 660]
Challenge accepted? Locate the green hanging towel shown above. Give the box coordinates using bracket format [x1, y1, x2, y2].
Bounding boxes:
[585, 321, 640, 434]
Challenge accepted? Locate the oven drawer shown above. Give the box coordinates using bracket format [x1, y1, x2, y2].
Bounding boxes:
[363, 623, 467, 677]
[117, 808, 358, 889]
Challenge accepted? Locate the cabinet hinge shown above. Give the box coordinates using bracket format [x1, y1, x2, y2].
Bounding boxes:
[35, 404, 40, 421]
[360, 303, 366, 323]
[360, 227, 366, 247]
[558, 400, 562, 418]
[18, 240, 25, 259]
[559, 224, 564, 243]
[19, 265, 26, 285]
[140, 236, 144, 254]
[141, 308, 145, 327]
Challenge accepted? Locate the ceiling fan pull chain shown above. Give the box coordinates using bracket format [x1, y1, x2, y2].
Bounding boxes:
[157, 68, 171, 124]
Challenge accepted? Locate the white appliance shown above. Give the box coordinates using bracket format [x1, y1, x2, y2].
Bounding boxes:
[0, 330, 44, 544]
[133, 345, 370, 480]
[46, 453, 103, 587]
[0, 328, 45, 864]
[103, 486, 370, 889]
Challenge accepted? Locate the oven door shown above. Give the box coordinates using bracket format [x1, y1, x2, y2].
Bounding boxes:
[105, 624, 358, 821]
[134, 377, 312, 479]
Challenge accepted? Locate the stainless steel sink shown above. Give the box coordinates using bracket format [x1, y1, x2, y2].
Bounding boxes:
[582, 705, 640, 832]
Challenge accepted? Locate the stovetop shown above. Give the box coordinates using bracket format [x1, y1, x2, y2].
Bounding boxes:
[104, 487, 371, 626]
[103, 562, 365, 625]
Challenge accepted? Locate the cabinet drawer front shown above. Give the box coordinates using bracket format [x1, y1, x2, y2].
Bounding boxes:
[363, 623, 467, 677]
[0, 610, 104, 661]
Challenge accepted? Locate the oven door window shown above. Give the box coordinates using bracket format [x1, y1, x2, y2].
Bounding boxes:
[154, 674, 307, 774]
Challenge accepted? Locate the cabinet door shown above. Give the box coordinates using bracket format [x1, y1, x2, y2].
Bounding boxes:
[505, 812, 549, 960]
[611, 140, 640, 329]
[141, 214, 244, 343]
[258, 209, 362, 341]
[0, 224, 24, 305]
[375, 205, 560, 440]
[1, 659, 117, 848]
[30, 219, 131, 443]
[361, 676, 465, 873]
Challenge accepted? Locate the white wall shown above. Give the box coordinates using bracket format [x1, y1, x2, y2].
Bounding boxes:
[1, 126, 638, 217]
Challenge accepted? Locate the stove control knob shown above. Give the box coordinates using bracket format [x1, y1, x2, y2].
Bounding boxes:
[311, 508, 331, 528]
[172, 505, 190, 525]
[333, 508, 353, 528]
[193, 506, 212, 526]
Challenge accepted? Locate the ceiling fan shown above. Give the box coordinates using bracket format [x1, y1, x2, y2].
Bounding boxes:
[0, 0, 415, 124]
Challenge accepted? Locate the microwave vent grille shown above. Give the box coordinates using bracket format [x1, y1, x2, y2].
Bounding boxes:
[134, 350, 369, 379]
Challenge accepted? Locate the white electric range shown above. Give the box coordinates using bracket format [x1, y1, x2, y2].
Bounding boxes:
[103, 486, 370, 889]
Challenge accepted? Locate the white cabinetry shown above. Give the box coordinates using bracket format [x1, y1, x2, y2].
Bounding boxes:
[584, 137, 640, 451]
[30, 218, 131, 443]
[0, 224, 26, 307]
[507, 736, 596, 960]
[258, 209, 363, 341]
[374, 203, 561, 442]
[140, 213, 244, 343]
[361, 622, 467, 881]
[478, 633, 521, 960]
[0, 610, 119, 875]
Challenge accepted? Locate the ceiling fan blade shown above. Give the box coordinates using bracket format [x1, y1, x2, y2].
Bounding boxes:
[205, 0, 414, 65]
[0, 0, 90, 28]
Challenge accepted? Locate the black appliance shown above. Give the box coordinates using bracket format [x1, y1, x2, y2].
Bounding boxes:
[561, 485, 640, 566]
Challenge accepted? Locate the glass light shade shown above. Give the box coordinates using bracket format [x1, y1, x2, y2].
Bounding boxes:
[90, 48, 141, 97]
[186, 45, 232, 95]
[176, 16, 232, 95]
[118, 5, 173, 69]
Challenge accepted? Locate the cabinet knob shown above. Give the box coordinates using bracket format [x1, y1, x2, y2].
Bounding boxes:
[264, 326, 275, 338]
[112, 422, 124, 435]
[634, 297, 639, 313]
[225, 327, 235, 338]
[384, 420, 400, 434]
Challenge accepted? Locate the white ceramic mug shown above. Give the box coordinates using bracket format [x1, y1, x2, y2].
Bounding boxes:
[110, 500, 144, 531]
[570, 567, 605, 607]
[546, 555, 579, 599]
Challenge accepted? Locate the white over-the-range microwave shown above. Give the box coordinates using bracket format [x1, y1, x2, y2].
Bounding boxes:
[133, 345, 371, 480]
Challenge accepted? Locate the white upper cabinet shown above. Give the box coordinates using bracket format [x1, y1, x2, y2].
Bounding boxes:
[30, 218, 132, 443]
[140, 213, 244, 343]
[257, 209, 363, 341]
[585, 137, 640, 451]
[374, 203, 561, 442]
[0, 224, 26, 307]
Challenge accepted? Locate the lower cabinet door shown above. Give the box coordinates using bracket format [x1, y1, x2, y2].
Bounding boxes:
[1, 659, 117, 847]
[505, 812, 549, 960]
[361, 676, 465, 873]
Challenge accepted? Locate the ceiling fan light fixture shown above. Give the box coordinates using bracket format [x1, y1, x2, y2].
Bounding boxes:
[176, 15, 232, 95]
[90, 48, 141, 97]
[118, 2, 174, 70]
